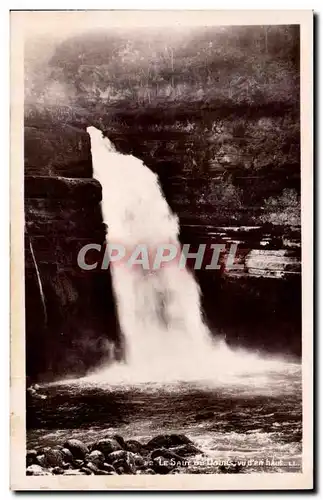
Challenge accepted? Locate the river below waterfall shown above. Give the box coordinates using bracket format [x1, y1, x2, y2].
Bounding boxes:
[27, 359, 302, 474]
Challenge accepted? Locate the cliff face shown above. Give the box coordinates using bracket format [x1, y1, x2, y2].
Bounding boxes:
[98, 105, 300, 227]
[23, 25, 301, 372]
[25, 124, 120, 382]
[25, 119, 301, 370]
[100, 113, 301, 357]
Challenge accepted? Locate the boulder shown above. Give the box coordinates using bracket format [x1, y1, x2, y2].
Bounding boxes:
[170, 444, 202, 457]
[43, 447, 64, 467]
[152, 456, 175, 474]
[52, 466, 65, 475]
[80, 467, 94, 475]
[113, 434, 127, 449]
[36, 454, 47, 468]
[150, 448, 183, 462]
[195, 411, 215, 421]
[107, 450, 137, 473]
[112, 457, 136, 475]
[26, 449, 37, 466]
[84, 462, 100, 474]
[87, 450, 105, 466]
[61, 448, 74, 463]
[150, 448, 188, 474]
[64, 439, 89, 459]
[101, 463, 116, 474]
[150, 448, 189, 471]
[133, 454, 145, 468]
[125, 439, 144, 454]
[26, 464, 51, 476]
[106, 450, 128, 463]
[95, 438, 122, 457]
[145, 434, 193, 450]
[170, 468, 182, 474]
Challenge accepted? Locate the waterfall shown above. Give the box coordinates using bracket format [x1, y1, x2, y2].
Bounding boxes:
[86, 126, 292, 385]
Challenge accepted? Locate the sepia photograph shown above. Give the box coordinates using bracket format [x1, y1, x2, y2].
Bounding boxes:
[10, 10, 313, 490]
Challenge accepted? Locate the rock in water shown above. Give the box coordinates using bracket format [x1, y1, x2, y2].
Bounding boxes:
[52, 466, 65, 475]
[133, 454, 145, 468]
[105, 450, 129, 463]
[95, 438, 122, 457]
[26, 464, 50, 476]
[125, 439, 144, 454]
[219, 463, 243, 474]
[61, 448, 74, 463]
[63, 470, 86, 476]
[43, 447, 64, 467]
[112, 434, 127, 449]
[150, 448, 183, 462]
[152, 457, 175, 474]
[26, 449, 37, 466]
[101, 463, 116, 474]
[25, 434, 208, 476]
[36, 454, 47, 468]
[146, 434, 193, 450]
[87, 450, 105, 466]
[64, 439, 89, 459]
[108, 451, 137, 474]
[170, 444, 202, 457]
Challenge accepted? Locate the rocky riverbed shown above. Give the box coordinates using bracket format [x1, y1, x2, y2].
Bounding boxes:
[27, 433, 242, 476]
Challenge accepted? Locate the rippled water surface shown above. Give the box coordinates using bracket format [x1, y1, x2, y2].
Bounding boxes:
[28, 361, 302, 474]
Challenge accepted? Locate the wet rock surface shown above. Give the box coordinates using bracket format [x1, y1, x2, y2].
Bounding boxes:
[64, 439, 89, 459]
[24, 126, 120, 383]
[25, 433, 239, 475]
[95, 438, 123, 456]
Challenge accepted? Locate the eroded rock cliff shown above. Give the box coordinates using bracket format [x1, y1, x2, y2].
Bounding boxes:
[25, 124, 120, 382]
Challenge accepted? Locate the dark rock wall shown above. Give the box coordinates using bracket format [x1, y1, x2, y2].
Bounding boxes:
[25, 124, 120, 382]
[98, 111, 301, 357]
[101, 106, 300, 226]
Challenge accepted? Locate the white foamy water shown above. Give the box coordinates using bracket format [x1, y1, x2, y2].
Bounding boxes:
[85, 126, 299, 388]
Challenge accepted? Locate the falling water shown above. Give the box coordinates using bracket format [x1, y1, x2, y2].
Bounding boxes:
[86, 126, 298, 387]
